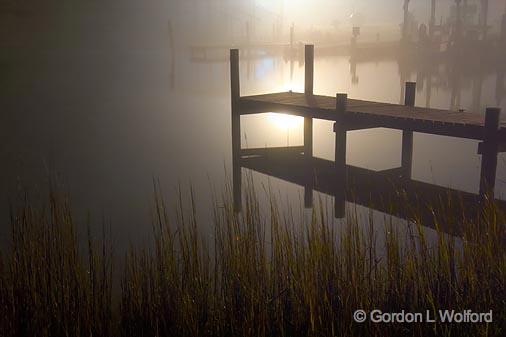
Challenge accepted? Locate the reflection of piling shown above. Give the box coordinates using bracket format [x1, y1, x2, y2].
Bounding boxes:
[290, 24, 295, 82]
[349, 27, 359, 85]
[425, 73, 432, 108]
[351, 26, 360, 54]
[230, 49, 242, 212]
[479, 108, 500, 199]
[350, 58, 358, 84]
[398, 54, 409, 105]
[449, 63, 462, 111]
[472, 71, 483, 114]
[304, 45, 314, 207]
[304, 181, 313, 208]
[401, 82, 416, 179]
[233, 159, 242, 212]
[334, 94, 348, 218]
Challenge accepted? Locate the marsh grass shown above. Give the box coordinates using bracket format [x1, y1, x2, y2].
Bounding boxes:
[0, 189, 113, 337]
[0, 181, 505, 337]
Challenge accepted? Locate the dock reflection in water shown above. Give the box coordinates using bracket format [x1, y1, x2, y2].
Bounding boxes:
[233, 145, 506, 236]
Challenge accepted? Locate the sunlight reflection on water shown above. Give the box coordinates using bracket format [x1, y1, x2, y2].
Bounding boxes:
[266, 113, 303, 129]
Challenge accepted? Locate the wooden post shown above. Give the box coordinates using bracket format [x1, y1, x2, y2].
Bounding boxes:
[231, 49, 241, 155]
[404, 81, 416, 106]
[230, 49, 242, 211]
[402, 82, 416, 179]
[429, 0, 436, 39]
[304, 45, 314, 95]
[454, 0, 462, 45]
[479, 107, 500, 198]
[334, 93, 348, 218]
[402, 0, 410, 43]
[304, 45, 314, 158]
[480, 0, 489, 40]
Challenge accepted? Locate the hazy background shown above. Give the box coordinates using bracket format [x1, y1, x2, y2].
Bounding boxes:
[1, 0, 506, 252]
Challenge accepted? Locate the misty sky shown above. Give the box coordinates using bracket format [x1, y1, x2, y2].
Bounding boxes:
[256, 0, 505, 28]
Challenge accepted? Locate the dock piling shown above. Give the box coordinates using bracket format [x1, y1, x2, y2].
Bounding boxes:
[402, 82, 416, 179]
[303, 45, 315, 207]
[402, 0, 411, 43]
[429, 0, 436, 39]
[479, 107, 500, 199]
[334, 93, 348, 218]
[230, 49, 242, 211]
[304, 45, 314, 159]
[304, 45, 314, 95]
[336, 93, 348, 113]
[404, 81, 416, 106]
[479, 0, 489, 40]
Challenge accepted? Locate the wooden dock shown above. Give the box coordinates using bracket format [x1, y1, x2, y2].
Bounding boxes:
[230, 44, 505, 219]
[240, 92, 506, 140]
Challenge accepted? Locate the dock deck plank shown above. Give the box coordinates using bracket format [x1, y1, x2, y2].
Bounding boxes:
[239, 91, 506, 140]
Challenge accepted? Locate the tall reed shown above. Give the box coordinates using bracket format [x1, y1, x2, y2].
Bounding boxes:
[0, 182, 504, 336]
[0, 189, 113, 337]
[120, 181, 505, 337]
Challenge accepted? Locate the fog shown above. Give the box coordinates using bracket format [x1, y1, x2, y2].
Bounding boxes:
[5, 1, 505, 49]
[1, 0, 506, 250]
[166, 0, 506, 44]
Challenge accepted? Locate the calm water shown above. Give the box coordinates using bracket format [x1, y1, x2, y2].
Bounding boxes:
[2, 15, 506, 252]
